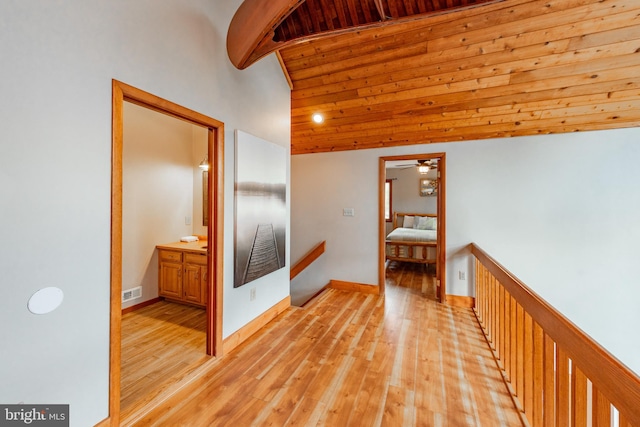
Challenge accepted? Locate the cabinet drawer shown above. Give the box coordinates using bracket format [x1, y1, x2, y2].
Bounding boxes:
[159, 250, 182, 263]
[185, 252, 207, 265]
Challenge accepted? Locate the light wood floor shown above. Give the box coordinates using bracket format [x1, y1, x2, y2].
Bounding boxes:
[125, 263, 522, 426]
[120, 301, 208, 416]
[385, 260, 437, 300]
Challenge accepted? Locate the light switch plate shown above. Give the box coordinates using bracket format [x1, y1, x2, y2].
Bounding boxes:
[343, 208, 355, 217]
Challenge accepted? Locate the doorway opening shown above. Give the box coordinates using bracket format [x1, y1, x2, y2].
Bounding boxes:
[379, 153, 446, 302]
[110, 80, 224, 424]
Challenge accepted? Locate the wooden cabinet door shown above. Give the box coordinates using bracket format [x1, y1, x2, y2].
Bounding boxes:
[184, 264, 204, 305]
[159, 262, 182, 299]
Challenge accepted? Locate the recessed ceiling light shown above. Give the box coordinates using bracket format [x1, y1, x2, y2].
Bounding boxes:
[312, 113, 324, 124]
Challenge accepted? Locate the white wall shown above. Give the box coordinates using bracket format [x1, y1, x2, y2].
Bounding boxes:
[224, 130, 291, 335]
[122, 102, 207, 310]
[291, 128, 640, 375]
[0, 1, 290, 425]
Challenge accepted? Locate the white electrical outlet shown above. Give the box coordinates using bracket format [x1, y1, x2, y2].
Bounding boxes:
[250, 288, 256, 301]
[459, 271, 466, 280]
[185, 216, 192, 225]
[343, 208, 355, 217]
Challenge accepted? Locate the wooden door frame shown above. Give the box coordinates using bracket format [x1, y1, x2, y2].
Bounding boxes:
[378, 153, 446, 302]
[110, 80, 225, 424]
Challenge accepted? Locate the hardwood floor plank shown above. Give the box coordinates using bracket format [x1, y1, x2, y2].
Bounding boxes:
[322, 355, 368, 425]
[136, 264, 523, 426]
[252, 359, 320, 426]
[382, 385, 410, 426]
[283, 396, 325, 426]
[120, 301, 207, 416]
[415, 327, 445, 425]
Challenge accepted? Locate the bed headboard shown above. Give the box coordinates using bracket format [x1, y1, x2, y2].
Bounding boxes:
[393, 212, 437, 229]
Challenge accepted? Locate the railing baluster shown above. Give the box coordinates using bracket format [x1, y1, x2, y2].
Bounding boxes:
[505, 291, 512, 382]
[482, 262, 488, 327]
[571, 364, 588, 427]
[556, 348, 570, 427]
[524, 312, 534, 421]
[491, 275, 500, 350]
[499, 284, 505, 370]
[494, 277, 500, 362]
[516, 303, 525, 403]
[479, 266, 487, 328]
[592, 385, 611, 427]
[488, 274, 494, 349]
[510, 295, 517, 389]
[476, 260, 483, 323]
[543, 333, 555, 427]
[531, 322, 544, 427]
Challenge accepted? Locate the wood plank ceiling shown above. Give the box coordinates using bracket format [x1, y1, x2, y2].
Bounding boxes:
[275, 0, 640, 154]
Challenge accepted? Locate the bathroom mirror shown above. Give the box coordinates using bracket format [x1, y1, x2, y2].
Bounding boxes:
[203, 171, 208, 226]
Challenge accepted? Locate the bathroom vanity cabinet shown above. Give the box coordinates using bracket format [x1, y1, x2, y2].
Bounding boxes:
[157, 241, 208, 307]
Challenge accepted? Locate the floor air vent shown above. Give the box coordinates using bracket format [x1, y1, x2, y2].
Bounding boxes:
[122, 286, 142, 303]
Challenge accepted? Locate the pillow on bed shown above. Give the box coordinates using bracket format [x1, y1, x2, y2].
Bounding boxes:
[402, 215, 415, 228]
[415, 216, 437, 230]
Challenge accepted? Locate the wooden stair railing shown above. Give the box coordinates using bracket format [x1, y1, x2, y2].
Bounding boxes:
[471, 243, 640, 427]
[290, 241, 326, 280]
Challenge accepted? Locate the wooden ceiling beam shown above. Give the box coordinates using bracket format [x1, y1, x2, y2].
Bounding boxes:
[227, 0, 305, 69]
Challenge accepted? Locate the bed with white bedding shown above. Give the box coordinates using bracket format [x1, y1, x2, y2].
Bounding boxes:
[385, 212, 437, 264]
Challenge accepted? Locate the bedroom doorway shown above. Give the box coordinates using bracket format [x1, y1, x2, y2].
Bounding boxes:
[379, 153, 446, 302]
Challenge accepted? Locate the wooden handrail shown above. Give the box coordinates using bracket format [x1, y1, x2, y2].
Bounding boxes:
[290, 241, 326, 280]
[471, 243, 640, 426]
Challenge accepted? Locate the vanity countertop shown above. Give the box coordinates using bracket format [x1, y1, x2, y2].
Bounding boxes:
[156, 240, 208, 254]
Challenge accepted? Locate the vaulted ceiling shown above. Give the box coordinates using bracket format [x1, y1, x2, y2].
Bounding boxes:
[273, 0, 498, 43]
[228, 0, 640, 154]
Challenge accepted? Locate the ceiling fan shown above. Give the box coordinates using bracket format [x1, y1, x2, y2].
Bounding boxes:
[395, 159, 438, 173]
